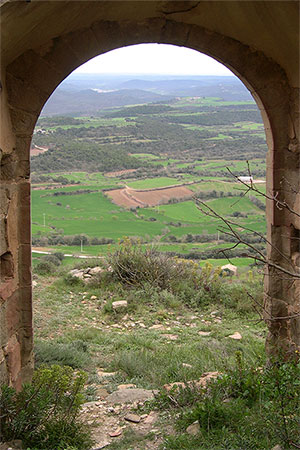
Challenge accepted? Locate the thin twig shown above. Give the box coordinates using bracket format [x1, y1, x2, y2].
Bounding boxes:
[226, 166, 300, 218]
[194, 198, 300, 278]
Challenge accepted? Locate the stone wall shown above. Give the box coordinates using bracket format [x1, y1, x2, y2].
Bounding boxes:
[0, 1, 299, 387]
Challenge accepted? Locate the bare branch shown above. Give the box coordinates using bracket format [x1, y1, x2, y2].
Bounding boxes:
[247, 292, 300, 322]
[194, 198, 300, 279]
[226, 165, 300, 218]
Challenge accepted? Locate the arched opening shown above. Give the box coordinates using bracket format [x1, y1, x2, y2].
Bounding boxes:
[31, 43, 267, 263]
[1, 9, 298, 397]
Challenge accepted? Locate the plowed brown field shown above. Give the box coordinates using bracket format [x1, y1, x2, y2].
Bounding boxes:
[106, 185, 193, 208]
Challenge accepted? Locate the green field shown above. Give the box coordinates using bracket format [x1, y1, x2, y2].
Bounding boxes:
[32, 96, 267, 268]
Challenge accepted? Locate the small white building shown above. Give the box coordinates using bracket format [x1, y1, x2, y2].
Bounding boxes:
[238, 176, 253, 183]
[221, 263, 238, 276]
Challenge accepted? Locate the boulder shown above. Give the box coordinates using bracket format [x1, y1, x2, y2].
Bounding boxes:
[107, 388, 157, 404]
[112, 300, 128, 310]
[89, 266, 103, 275]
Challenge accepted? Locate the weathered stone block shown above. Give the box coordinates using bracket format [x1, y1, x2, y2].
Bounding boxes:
[62, 27, 100, 65]
[40, 37, 81, 78]
[7, 49, 63, 96]
[14, 136, 32, 162]
[6, 73, 48, 115]
[4, 334, 21, 383]
[0, 217, 8, 256]
[8, 107, 36, 137]
[0, 188, 10, 215]
[0, 252, 14, 279]
[91, 21, 125, 53]
[18, 247, 32, 286]
[5, 292, 21, 337]
[160, 19, 190, 45]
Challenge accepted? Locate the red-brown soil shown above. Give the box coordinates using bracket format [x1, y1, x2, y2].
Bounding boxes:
[106, 185, 194, 208]
[30, 146, 48, 156]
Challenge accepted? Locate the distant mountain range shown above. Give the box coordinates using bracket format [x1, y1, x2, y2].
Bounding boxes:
[41, 74, 253, 116]
[41, 88, 174, 116]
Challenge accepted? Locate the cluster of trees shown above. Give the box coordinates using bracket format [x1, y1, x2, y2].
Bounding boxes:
[51, 189, 99, 197]
[163, 109, 262, 126]
[105, 104, 173, 118]
[31, 142, 148, 173]
[194, 190, 237, 200]
[36, 116, 85, 127]
[249, 195, 265, 210]
[32, 101, 267, 176]
[172, 244, 266, 261]
[165, 232, 266, 245]
[32, 233, 115, 247]
[31, 174, 81, 185]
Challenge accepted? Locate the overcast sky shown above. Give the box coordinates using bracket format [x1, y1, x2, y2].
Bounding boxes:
[74, 43, 233, 76]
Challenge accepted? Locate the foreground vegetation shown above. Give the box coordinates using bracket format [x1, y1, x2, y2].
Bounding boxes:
[2, 243, 298, 449]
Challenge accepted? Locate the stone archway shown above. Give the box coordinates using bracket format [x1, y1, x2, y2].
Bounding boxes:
[0, 1, 299, 388]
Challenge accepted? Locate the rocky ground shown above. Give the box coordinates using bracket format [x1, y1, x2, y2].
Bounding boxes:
[82, 371, 219, 449]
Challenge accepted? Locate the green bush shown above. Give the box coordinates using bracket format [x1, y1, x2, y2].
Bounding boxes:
[53, 252, 65, 261]
[108, 238, 183, 290]
[108, 239, 221, 298]
[35, 260, 57, 275]
[64, 272, 83, 286]
[44, 254, 62, 266]
[160, 355, 300, 449]
[0, 365, 93, 450]
[35, 340, 90, 369]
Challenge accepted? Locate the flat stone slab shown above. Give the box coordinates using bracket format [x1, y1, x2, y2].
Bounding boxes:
[106, 388, 157, 404]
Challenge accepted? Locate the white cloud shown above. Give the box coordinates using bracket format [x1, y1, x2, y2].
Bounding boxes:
[74, 44, 233, 76]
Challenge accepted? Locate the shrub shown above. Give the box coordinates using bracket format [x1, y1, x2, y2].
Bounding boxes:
[53, 252, 65, 261]
[64, 272, 83, 286]
[35, 260, 56, 275]
[161, 354, 300, 449]
[34, 340, 90, 369]
[108, 238, 187, 290]
[0, 365, 93, 450]
[44, 254, 62, 266]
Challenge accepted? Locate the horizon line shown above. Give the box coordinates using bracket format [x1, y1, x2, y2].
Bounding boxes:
[72, 72, 235, 77]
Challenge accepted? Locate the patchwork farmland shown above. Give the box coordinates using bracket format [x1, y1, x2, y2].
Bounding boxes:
[31, 89, 267, 268]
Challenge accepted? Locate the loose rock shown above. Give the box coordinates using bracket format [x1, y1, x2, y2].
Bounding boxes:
[228, 332, 242, 340]
[186, 421, 200, 435]
[112, 300, 128, 310]
[162, 334, 178, 340]
[109, 428, 123, 437]
[124, 413, 141, 423]
[182, 363, 193, 368]
[198, 331, 211, 336]
[149, 324, 164, 330]
[97, 369, 117, 378]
